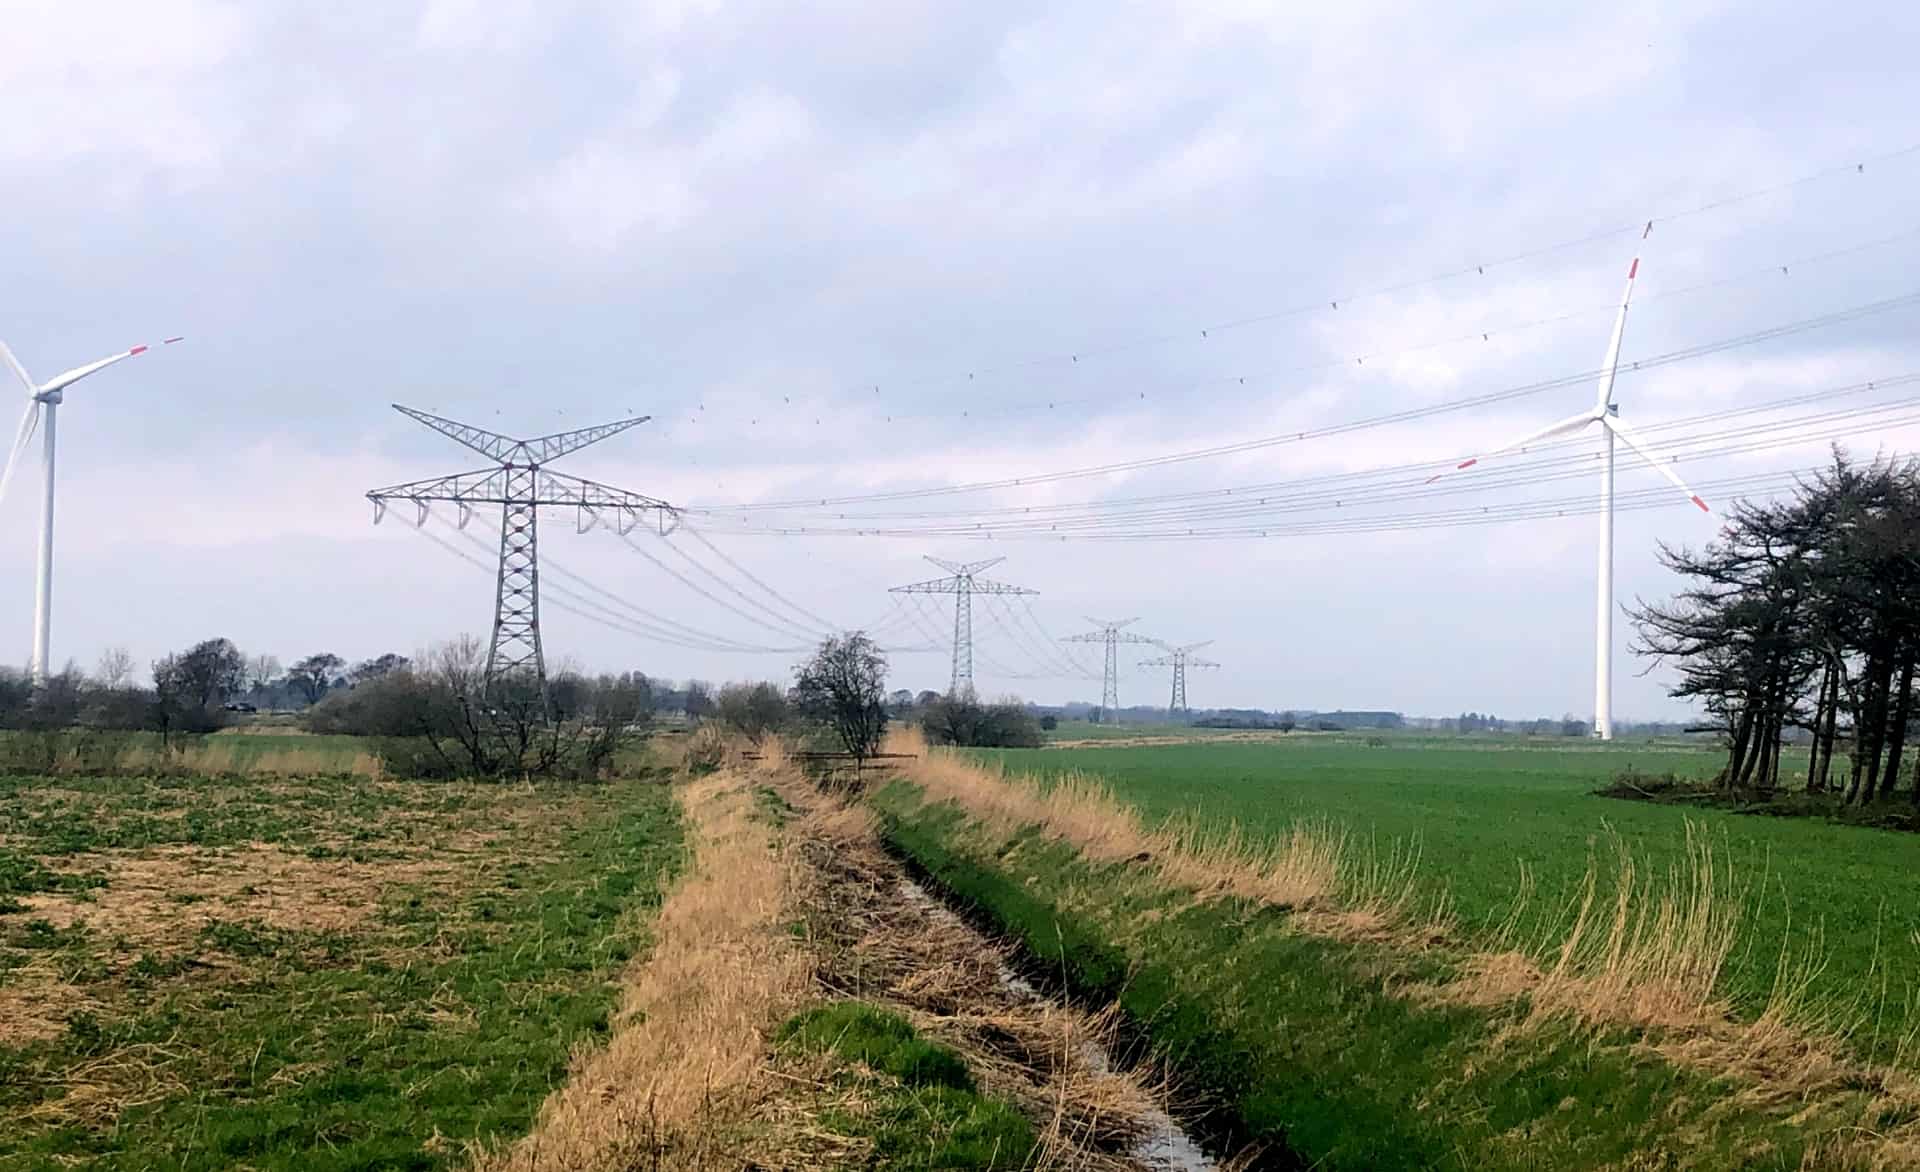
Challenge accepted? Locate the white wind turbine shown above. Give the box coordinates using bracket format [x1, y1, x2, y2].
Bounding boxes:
[1433, 250, 1707, 741]
[0, 336, 183, 683]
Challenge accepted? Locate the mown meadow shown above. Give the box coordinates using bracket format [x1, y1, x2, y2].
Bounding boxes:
[0, 767, 680, 1170]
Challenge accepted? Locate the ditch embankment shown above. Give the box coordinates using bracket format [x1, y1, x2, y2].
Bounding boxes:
[870, 733, 1920, 1171]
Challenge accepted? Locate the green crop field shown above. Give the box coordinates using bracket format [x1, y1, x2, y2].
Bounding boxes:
[971, 734, 1920, 1064]
[0, 769, 680, 1170]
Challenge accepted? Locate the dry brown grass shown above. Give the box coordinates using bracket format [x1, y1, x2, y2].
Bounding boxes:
[0, 845, 451, 1046]
[138, 741, 384, 778]
[487, 737, 1223, 1170]
[473, 768, 808, 1171]
[19, 846, 406, 940]
[27, 739, 383, 778]
[1, 780, 583, 1054]
[889, 725, 1436, 943]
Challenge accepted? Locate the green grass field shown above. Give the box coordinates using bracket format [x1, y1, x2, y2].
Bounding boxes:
[972, 734, 1920, 1063]
[0, 770, 680, 1170]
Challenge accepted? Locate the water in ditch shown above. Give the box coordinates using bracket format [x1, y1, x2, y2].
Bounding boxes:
[897, 878, 1218, 1171]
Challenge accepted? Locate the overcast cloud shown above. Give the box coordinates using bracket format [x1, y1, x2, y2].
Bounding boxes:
[3, 0, 1918, 719]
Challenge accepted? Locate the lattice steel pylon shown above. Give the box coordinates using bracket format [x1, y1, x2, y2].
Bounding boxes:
[1139, 641, 1220, 716]
[889, 556, 1037, 697]
[367, 405, 677, 696]
[1062, 618, 1160, 723]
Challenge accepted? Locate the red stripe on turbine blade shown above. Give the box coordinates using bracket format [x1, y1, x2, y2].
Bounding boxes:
[1692, 495, 1710, 512]
[1456, 458, 1478, 470]
[129, 345, 148, 355]
[1627, 258, 1639, 279]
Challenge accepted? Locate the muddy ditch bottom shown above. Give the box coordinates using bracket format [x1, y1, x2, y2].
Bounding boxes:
[784, 785, 1239, 1170]
[894, 876, 1218, 1172]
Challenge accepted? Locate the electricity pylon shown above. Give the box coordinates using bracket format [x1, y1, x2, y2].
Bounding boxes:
[889, 556, 1037, 697]
[367, 405, 676, 695]
[1139, 640, 1219, 715]
[1062, 618, 1159, 723]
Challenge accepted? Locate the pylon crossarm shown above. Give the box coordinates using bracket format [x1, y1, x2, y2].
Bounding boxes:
[393, 406, 522, 463]
[927, 555, 1002, 576]
[966, 575, 1039, 596]
[519, 416, 652, 464]
[537, 470, 674, 515]
[393, 404, 653, 468]
[890, 575, 965, 594]
[368, 467, 512, 505]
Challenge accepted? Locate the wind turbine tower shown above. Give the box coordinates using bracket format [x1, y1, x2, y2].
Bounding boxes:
[889, 556, 1037, 696]
[1063, 618, 1160, 723]
[1139, 640, 1219, 715]
[0, 337, 183, 684]
[1432, 241, 1710, 740]
[367, 406, 677, 695]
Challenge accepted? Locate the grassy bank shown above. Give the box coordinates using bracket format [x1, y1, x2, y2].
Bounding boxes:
[778, 1001, 1037, 1168]
[976, 738, 1920, 1057]
[873, 749, 1920, 1170]
[0, 773, 680, 1170]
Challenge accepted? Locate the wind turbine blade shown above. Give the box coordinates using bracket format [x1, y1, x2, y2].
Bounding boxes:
[0, 341, 37, 395]
[1425, 409, 1599, 482]
[1593, 255, 1643, 413]
[1604, 415, 1710, 512]
[0, 400, 42, 510]
[40, 337, 180, 394]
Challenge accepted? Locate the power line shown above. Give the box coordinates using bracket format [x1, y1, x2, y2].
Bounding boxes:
[431, 513, 811, 653]
[651, 528, 829, 640]
[669, 521, 845, 632]
[413, 518, 799, 654]
[705, 414, 1920, 541]
[615, 527, 833, 641]
[686, 288, 1920, 514]
[697, 375, 1920, 527]
[1017, 599, 1103, 678]
[984, 592, 1098, 679]
[673, 219, 1920, 433]
[850, 400, 1920, 536]
[666, 141, 1920, 421]
[682, 396, 1920, 539]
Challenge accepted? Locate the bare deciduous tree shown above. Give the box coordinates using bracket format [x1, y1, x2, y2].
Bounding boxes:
[96, 646, 135, 689]
[248, 654, 283, 694]
[794, 633, 889, 766]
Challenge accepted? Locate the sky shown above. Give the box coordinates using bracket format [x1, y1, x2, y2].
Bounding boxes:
[3, 0, 1919, 720]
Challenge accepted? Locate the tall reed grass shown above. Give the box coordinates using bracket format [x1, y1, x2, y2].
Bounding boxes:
[0, 730, 382, 779]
